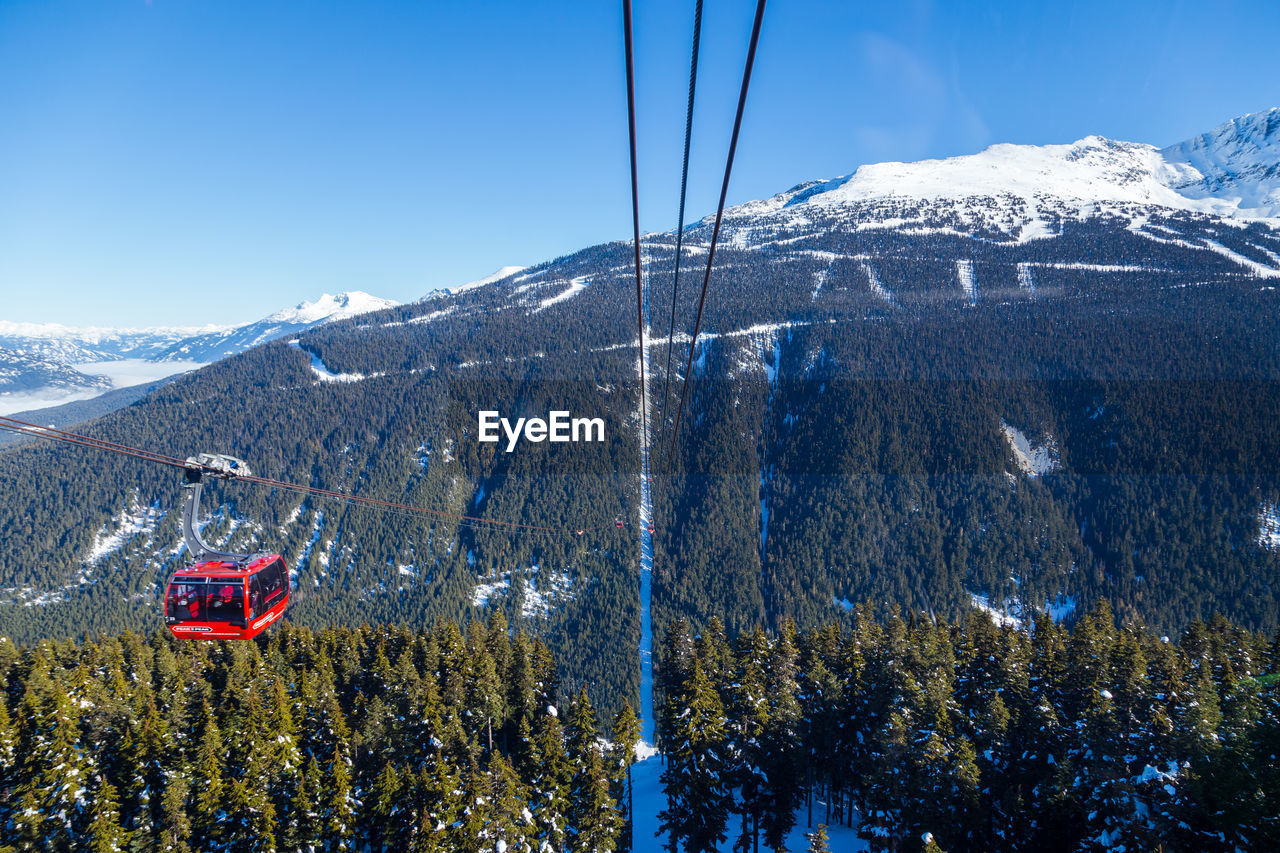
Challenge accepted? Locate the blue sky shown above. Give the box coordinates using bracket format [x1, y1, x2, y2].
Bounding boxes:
[2, 0, 1278, 327]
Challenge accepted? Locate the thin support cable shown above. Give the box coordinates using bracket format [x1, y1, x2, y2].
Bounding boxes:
[622, 0, 650, 459]
[664, 0, 767, 477]
[657, 0, 704, 456]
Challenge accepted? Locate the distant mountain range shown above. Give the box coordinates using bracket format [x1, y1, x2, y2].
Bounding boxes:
[0, 291, 398, 415]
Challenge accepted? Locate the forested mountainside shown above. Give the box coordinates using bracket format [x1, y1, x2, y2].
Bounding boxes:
[3, 122, 1280, 718]
[655, 605, 1280, 853]
[0, 379, 170, 450]
[0, 618, 642, 853]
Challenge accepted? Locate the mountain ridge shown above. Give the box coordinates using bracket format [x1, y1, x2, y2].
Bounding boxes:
[694, 108, 1280, 253]
[0, 289, 400, 414]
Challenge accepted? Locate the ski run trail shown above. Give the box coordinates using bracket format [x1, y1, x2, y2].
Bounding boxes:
[627, 258, 867, 852]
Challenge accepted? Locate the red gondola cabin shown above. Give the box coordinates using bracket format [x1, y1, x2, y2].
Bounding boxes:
[165, 554, 289, 640]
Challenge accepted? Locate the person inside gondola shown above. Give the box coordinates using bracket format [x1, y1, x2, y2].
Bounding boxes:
[206, 582, 243, 622]
[249, 574, 262, 618]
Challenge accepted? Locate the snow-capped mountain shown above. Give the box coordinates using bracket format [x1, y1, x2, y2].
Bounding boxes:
[154, 291, 399, 362]
[708, 107, 1280, 247]
[0, 291, 398, 415]
[1161, 109, 1280, 216]
[263, 291, 400, 326]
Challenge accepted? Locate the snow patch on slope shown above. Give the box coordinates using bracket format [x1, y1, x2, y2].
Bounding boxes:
[860, 259, 893, 304]
[956, 259, 976, 305]
[969, 592, 1024, 629]
[472, 572, 511, 608]
[288, 340, 373, 383]
[520, 567, 575, 619]
[533, 275, 591, 313]
[85, 498, 164, 564]
[1001, 421, 1061, 477]
[1259, 504, 1280, 549]
[1016, 262, 1036, 293]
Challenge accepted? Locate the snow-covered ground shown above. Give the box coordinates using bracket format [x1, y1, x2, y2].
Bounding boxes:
[956, 259, 976, 305]
[85, 498, 165, 564]
[1259, 504, 1280, 549]
[636, 258, 657, 747]
[630, 754, 870, 852]
[969, 591, 1078, 629]
[288, 340, 372, 383]
[623, 260, 862, 852]
[1001, 420, 1061, 477]
[630, 250, 665, 850]
[534, 275, 591, 313]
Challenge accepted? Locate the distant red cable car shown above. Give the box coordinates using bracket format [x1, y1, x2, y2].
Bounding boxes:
[164, 453, 290, 641]
[616, 517, 625, 528]
[647, 522, 655, 534]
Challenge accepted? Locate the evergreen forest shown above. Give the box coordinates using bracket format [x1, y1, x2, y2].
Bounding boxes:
[655, 605, 1280, 852]
[0, 616, 642, 853]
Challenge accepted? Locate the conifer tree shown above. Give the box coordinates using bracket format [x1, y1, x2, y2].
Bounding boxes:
[0, 697, 15, 799]
[730, 627, 771, 853]
[610, 702, 642, 853]
[656, 620, 696, 752]
[658, 660, 731, 853]
[566, 689, 622, 852]
[369, 763, 405, 852]
[191, 705, 225, 849]
[87, 778, 131, 853]
[484, 752, 535, 853]
[805, 824, 830, 853]
[282, 755, 321, 852]
[529, 710, 572, 853]
[762, 622, 804, 852]
[157, 770, 193, 853]
[23, 679, 93, 849]
[325, 742, 357, 850]
[10, 789, 46, 853]
[414, 753, 464, 853]
[466, 621, 506, 755]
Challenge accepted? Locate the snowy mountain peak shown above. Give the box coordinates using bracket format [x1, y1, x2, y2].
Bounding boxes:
[1162, 108, 1280, 216]
[265, 291, 400, 325]
[716, 109, 1280, 244]
[766, 135, 1205, 212]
